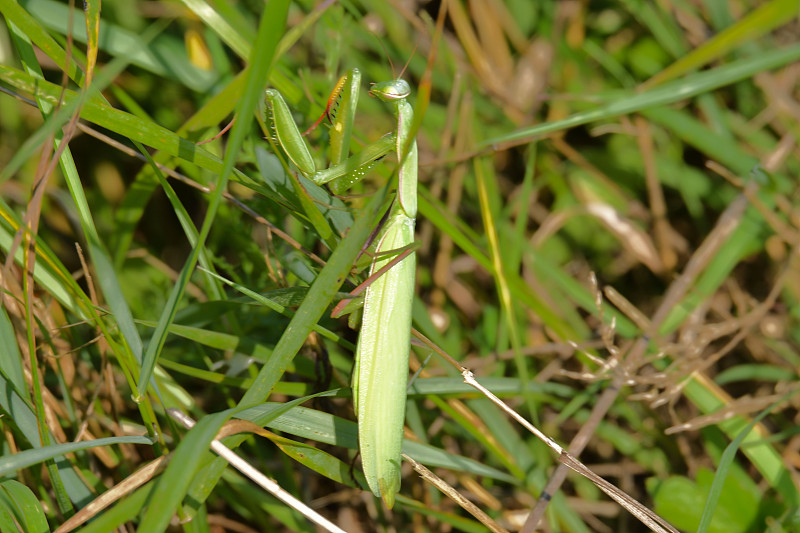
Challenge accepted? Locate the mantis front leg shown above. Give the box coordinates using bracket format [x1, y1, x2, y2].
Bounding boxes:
[263, 69, 394, 192]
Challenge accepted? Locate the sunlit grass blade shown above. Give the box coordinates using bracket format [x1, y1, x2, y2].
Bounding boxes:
[135, 0, 289, 401]
[0, 480, 49, 533]
[239, 403, 517, 483]
[0, 436, 153, 477]
[644, 0, 800, 87]
[137, 408, 236, 531]
[237, 182, 389, 407]
[23, 0, 216, 90]
[481, 43, 800, 148]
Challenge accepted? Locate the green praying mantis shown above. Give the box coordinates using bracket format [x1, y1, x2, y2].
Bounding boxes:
[263, 68, 418, 508]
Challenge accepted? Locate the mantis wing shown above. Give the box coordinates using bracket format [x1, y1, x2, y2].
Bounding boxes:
[353, 210, 415, 508]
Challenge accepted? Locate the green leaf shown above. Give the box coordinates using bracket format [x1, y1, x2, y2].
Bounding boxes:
[270, 434, 364, 488]
[649, 467, 760, 533]
[239, 403, 518, 484]
[20, 0, 217, 91]
[0, 480, 49, 533]
[137, 409, 236, 531]
[0, 437, 153, 477]
[481, 43, 800, 147]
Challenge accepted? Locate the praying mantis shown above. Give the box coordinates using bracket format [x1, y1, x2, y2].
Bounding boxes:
[263, 68, 418, 508]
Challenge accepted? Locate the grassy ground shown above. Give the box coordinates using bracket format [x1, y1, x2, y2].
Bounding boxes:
[1, 0, 800, 531]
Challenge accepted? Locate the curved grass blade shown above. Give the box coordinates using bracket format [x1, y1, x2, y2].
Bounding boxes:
[480, 43, 800, 148]
[135, 0, 289, 401]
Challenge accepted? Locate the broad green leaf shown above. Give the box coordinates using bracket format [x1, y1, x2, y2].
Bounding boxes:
[239, 403, 518, 484]
[0, 436, 153, 477]
[0, 480, 49, 533]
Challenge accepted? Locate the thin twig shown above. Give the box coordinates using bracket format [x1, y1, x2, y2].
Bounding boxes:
[402, 454, 509, 533]
[461, 372, 679, 533]
[411, 328, 679, 533]
[522, 182, 757, 532]
[168, 409, 348, 533]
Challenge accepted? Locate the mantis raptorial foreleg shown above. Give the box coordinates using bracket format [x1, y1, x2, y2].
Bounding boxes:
[264, 69, 394, 192]
[263, 74, 418, 509]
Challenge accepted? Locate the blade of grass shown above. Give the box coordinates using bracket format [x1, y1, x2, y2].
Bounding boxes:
[21, 0, 217, 91]
[473, 143, 536, 428]
[236, 181, 388, 407]
[238, 403, 518, 483]
[643, 0, 800, 88]
[7, 12, 160, 511]
[419, 189, 585, 340]
[0, 436, 154, 477]
[0, 0, 85, 84]
[0, 65, 222, 182]
[480, 42, 800, 148]
[71, 479, 157, 533]
[170, 409, 349, 533]
[696, 389, 799, 533]
[135, 0, 289, 400]
[195, 268, 353, 348]
[0, 480, 49, 533]
[0, 307, 25, 394]
[136, 408, 236, 531]
[180, 0, 253, 59]
[0, 372, 93, 506]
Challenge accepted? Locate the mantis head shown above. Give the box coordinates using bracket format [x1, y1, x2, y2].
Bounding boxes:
[369, 79, 411, 102]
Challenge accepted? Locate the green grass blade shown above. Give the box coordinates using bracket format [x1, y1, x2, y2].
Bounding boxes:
[645, 0, 800, 87]
[135, 0, 289, 400]
[0, 373, 92, 506]
[0, 64, 223, 177]
[137, 409, 235, 532]
[75, 481, 156, 533]
[0, 307, 25, 393]
[682, 379, 799, 506]
[0, 436, 153, 477]
[236, 183, 388, 407]
[195, 268, 352, 347]
[0, 480, 49, 533]
[0, 0, 84, 84]
[21, 0, 217, 91]
[420, 188, 586, 340]
[695, 394, 793, 533]
[239, 403, 518, 484]
[180, 0, 253, 59]
[481, 43, 800, 148]
[623, 0, 687, 59]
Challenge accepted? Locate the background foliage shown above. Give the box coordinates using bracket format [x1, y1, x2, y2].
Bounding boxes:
[1, 0, 800, 531]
